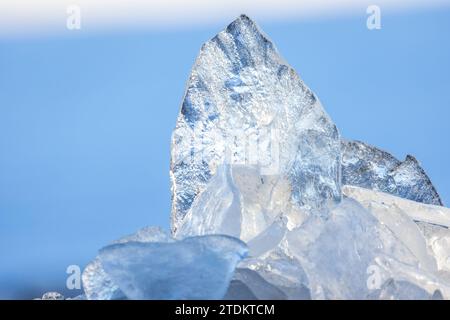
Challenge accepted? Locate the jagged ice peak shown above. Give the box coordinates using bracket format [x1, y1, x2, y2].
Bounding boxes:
[170, 14, 342, 237]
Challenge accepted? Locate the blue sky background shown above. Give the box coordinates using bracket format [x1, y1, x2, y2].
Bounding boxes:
[1, 7, 449, 298]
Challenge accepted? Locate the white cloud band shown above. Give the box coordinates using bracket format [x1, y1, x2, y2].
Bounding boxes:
[1, 0, 448, 37]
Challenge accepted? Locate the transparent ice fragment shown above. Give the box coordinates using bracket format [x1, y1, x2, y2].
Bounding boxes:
[373, 255, 450, 299]
[82, 226, 172, 300]
[246, 216, 287, 257]
[99, 235, 247, 300]
[237, 243, 311, 300]
[364, 200, 437, 272]
[224, 268, 287, 300]
[175, 163, 305, 243]
[415, 222, 450, 273]
[175, 163, 242, 239]
[285, 198, 384, 299]
[171, 14, 341, 235]
[280, 194, 450, 299]
[343, 185, 450, 228]
[82, 257, 124, 300]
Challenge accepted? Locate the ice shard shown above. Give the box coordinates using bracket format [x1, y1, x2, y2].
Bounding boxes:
[82, 227, 247, 300]
[233, 194, 450, 299]
[99, 235, 247, 300]
[170, 14, 341, 235]
[235, 239, 312, 300]
[175, 163, 242, 239]
[82, 226, 173, 300]
[224, 268, 288, 300]
[175, 161, 302, 242]
[284, 198, 391, 299]
[342, 140, 443, 206]
[343, 185, 450, 228]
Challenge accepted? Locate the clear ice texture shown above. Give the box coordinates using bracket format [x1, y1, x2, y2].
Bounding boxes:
[343, 186, 450, 228]
[342, 140, 443, 206]
[82, 226, 172, 300]
[82, 227, 247, 300]
[170, 14, 341, 235]
[182, 160, 450, 299]
[99, 235, 247, 300]
[227, 193, 450, 299]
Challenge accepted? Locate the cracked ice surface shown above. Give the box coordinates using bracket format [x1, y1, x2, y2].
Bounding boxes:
[170, 14, 341, 235]
[82, 227, 247, 300]
[342, 140, 443, 206]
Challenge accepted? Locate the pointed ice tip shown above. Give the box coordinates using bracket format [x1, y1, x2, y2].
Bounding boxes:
[227, 14, 258, 32]
[223, 14, 274, 49]
[405, 155, 420, 165]
[237, 14, 252, 23]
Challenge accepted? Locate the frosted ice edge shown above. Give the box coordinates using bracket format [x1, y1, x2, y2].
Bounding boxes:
[342, 140, 443, 206]
[82, 226, 247, 300]
[99, 235, 248, 300]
